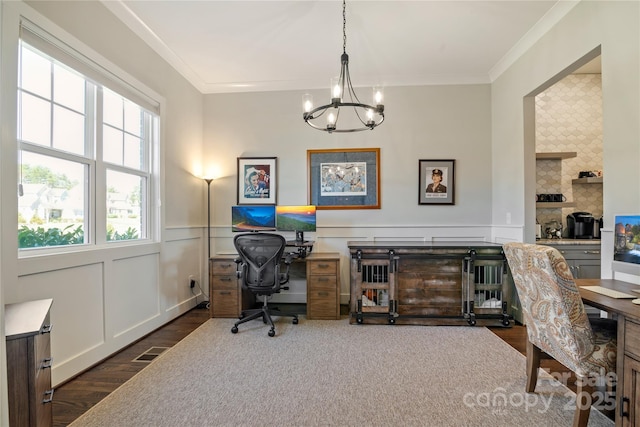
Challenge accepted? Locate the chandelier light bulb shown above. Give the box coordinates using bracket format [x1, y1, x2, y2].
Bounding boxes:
[328, 111, 337, 125]
[373, 87, 384, 106]
[331, 77, 341, 101]
[302, 94, 313, 113]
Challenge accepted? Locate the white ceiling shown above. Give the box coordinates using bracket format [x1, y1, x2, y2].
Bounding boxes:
[103, 1, 581, 94]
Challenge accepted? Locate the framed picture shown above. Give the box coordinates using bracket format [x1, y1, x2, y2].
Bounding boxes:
[419, 159, 455, 205]
[307, 148, 380, 210]
[237, 157, 277, 204]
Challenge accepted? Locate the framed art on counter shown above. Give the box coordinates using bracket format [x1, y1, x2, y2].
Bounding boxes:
[419, 159, 455, 205]
[237, 157, 277, 204]
[307, 148, 380, 209]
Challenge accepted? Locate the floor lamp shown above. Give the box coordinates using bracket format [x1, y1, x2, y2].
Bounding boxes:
[204, 178, 213, 260]
[200, 178, 213, 309]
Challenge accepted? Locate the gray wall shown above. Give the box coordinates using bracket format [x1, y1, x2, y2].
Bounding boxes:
[491, 0, 640, 282]
[203, 85, 494, 294]
[204, 84, 493, 231]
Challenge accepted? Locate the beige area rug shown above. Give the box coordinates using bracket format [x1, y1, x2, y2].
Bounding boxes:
[70, 317, 613, 427]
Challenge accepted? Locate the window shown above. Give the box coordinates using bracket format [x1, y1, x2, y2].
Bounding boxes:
[17, 31, 158, 250]
[102, 87, 150, 241]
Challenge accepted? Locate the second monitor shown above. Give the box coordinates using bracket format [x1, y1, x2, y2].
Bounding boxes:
[276, 205, 316, 242]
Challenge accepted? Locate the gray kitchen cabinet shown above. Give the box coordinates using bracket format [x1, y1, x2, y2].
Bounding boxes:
[545, 242, 601, 279]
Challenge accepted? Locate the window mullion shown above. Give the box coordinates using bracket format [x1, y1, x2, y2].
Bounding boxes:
[48, 60, 54, 149]
[85, 81, 96, 245]
[94, 86, 107, 244]
[19, 141, 89, 164]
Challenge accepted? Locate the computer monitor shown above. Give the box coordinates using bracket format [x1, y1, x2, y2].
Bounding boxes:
[276, 205, 316, 242]
[231, 205, 276, 232]
[614, 214, 640, 266]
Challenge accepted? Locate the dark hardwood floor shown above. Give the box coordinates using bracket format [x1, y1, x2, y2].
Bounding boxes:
[52, 309, 581, 426]
[52, 306, 211, 426]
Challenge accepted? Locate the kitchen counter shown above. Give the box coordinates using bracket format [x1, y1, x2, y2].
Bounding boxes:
[536, 239, 601, 245]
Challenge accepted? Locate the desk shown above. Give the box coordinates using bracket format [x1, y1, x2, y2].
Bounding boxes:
[209, 252, 341, 320]
[576, 278, 640, 427]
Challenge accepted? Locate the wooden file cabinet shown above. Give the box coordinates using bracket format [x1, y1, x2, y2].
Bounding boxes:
[209, 256, 253, 318]
[5, 298, 54, 427]
[306, 253, 341, 320]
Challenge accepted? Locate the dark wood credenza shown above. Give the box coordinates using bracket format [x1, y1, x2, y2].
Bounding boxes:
[348, 241, 512, 326]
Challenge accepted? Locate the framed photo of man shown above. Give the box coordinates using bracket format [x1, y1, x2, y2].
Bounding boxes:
[419, 159, 455, 205]
[237, 157, 277, 204]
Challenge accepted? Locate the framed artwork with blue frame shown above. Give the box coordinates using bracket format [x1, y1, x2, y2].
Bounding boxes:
[307, 148, 380, 210]
[237, 157, 277, 205]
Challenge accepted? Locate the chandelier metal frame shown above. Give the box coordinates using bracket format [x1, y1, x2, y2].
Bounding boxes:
[302, 0, 384, 133]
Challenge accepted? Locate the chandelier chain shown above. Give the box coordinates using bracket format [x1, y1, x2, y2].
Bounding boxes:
[342, 0, 347, 54]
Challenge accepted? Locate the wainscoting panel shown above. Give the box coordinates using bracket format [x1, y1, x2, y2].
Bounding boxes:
[11, 229, 206, 386]
[212, 224, 497, 305]
[109, 253, 161, 338]
[17, 262, 105, 385]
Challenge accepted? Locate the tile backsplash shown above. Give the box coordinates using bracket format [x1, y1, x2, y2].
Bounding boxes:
[536, 73, 603, 231]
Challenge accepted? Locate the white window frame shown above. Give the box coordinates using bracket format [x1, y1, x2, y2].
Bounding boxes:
[16, 17, 162, 256]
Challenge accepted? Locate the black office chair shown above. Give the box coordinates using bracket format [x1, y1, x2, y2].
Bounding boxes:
[230, 233, 299, 337]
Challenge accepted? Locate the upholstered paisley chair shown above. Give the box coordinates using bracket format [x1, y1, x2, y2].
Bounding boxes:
[503, 242, 617, 427]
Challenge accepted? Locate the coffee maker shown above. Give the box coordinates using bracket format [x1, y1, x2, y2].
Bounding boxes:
[567, 212, 595, 239]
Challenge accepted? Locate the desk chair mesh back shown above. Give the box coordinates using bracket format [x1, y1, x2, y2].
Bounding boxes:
[503, 242, 616, 427]
[231, 233, 298, 337]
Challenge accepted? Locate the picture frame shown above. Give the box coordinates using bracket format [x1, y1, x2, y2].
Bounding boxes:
[237, 157, 277, 205]
[307, 148, 380, 210]
[418, 159, 455, 205]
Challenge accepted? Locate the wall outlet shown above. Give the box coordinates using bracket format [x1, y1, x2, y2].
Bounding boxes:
[188, 275, 196, 289]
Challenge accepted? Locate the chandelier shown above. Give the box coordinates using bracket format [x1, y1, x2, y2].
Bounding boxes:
[302, 0, 385, 133]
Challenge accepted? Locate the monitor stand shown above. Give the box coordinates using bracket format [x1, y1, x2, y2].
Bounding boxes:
[285, 236, 314, 258]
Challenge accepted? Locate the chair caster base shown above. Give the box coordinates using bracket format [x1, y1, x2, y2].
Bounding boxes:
[231, 326, 238, 334]
[268, 328, 275, 337]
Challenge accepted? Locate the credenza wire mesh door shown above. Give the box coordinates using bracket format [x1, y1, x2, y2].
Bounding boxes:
[353, 254, 398, 324]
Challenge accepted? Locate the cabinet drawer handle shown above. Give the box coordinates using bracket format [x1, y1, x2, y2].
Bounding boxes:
[43, 389, 54, 404]
[318, 292, 329, 297]
[317, 264, 330, 269]
[317, 277, 329, 282]
[219, 291, 231, 295]
[41, 324, 53, 334]
[42, 357, 53, 369]
[620, 396, 629, 418]
[583, 250, 600, 254]
[220, 277, 232, 282]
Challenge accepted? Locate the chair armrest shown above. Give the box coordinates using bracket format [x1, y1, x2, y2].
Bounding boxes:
[283, 252, 295, 265]
[234, 257, 243, 279]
